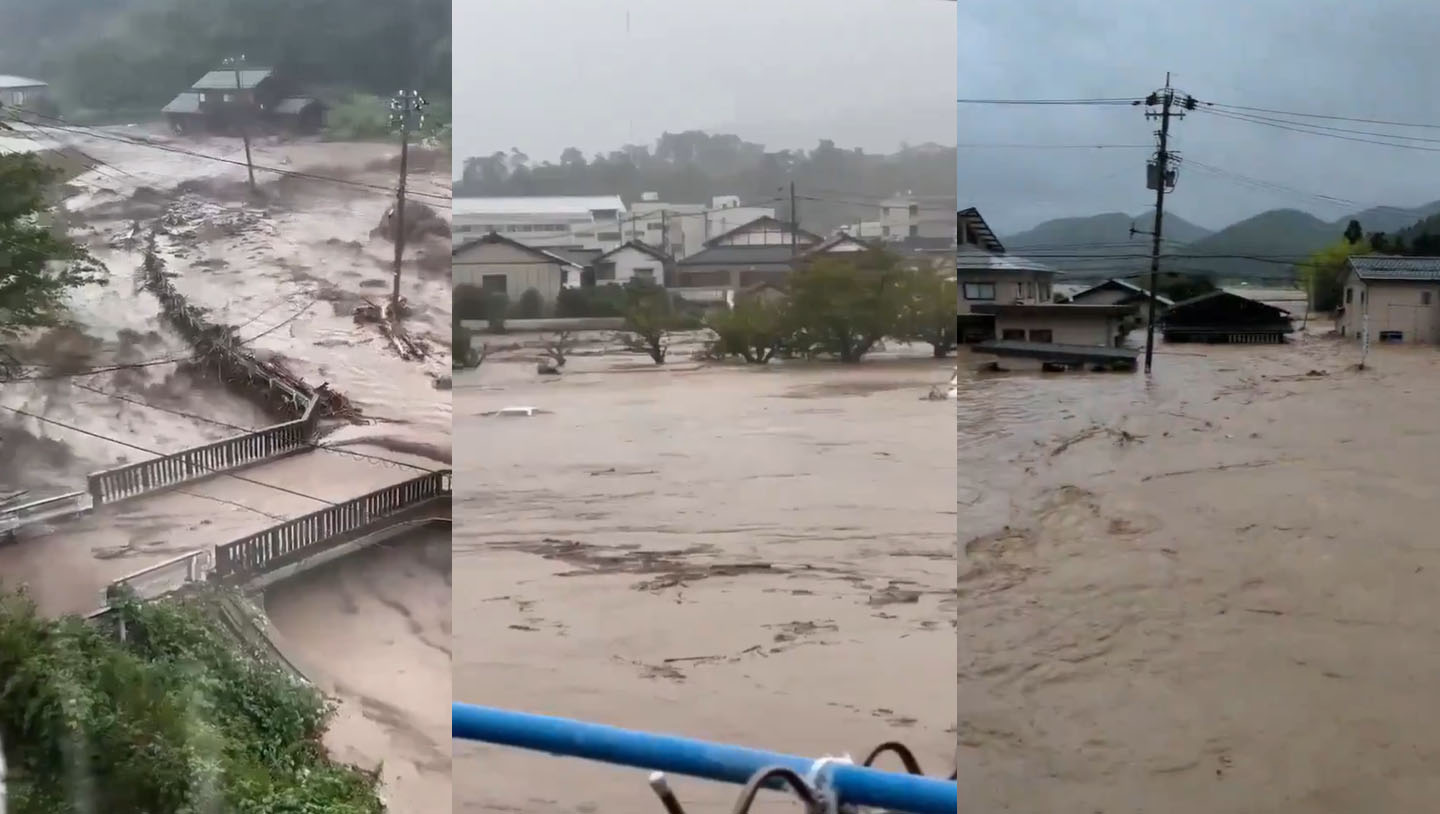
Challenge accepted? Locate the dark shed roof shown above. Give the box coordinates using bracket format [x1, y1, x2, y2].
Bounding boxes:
[1162, 290, 1292, 328]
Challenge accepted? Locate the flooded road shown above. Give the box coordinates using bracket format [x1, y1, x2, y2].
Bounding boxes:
[958, 329, 1440, 812]
[453, 338, 956, 813]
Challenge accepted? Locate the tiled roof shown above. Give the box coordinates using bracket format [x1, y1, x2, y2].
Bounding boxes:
[956, 244, 1060, 275]
[191, 69, 273, 90]
[0, 75, 46, 89]
[162, 93, 201, 114]
[677, 244, 798, 268]
[1347, 255, 1440, 281]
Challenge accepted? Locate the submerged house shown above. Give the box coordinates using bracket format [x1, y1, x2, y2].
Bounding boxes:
[162, 67, 324, 135]
[956, 207, 1061, 343]
[1336, 255, 1440, 344]
[1161, 290, 1293, 343]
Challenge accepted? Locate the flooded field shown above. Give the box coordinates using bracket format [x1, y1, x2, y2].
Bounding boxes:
[958, 328, 1440, 812]
[453, 337, 956, 813]
[0, 124, 451, 807]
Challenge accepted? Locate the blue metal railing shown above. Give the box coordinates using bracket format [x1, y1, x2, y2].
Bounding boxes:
[452, 703, 956, 814]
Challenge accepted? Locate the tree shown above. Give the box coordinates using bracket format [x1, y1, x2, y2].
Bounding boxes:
[514, 287, 544, 319]
[617, 280, 681, 364]
[0, 154, 106, 360]
[895, 268, 957, 358]
[1300, 239, 1371, 313]
[485, 292, 509, 333]
[705, 295, 788, 364]
[1344, 219, 1364, 245]
[0, 589, 384, 812]
[784, 249, 906, 363]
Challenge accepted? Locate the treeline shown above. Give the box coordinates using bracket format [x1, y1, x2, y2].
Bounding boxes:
[0, 0, 449, 117]
[455, 250, 957, 366]
[454, 132, 956, 234]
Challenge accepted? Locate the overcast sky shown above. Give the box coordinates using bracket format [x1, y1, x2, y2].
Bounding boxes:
[960, 0, 1440, 235]
[452, 0, 956, 175]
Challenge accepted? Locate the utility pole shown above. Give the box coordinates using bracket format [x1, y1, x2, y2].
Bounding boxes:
[1139, 73, 1193, 373]
[388, 88, 426, 314]
[789, 180, 799, 257]
[224, 55, 257, 193]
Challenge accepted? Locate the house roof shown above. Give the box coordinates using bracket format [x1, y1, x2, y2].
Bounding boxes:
[453, 195, 625, 217]
[161, 92, 202, 114]
[958, 207, 1005, 253]
[1167, 289, 1291, 316]
[596, 239, 671, 265]
[0, 75, 46, 90]
[547, 246, 603, 267]
[1347, 255, 1440, 282]
[704, 214, 822, 247]
[191, 68, 274, 90]
[970, 303, 1137, 318]
[452, 231, 583, 267]
[956, 244, 1060, 275]
[274, 96, 322, 115]
[1070, 278, 1174, 306]
[807, 232, 873, 254]
[895, 236, 955, 254]
[676, 244, 801, 269]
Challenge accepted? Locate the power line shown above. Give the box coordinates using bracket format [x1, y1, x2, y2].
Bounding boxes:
[2, 107, 451, 204]
[1204, 100, 1440, 131]
[958, 143, 1152, 149]
[956, 97, 1140, 105]
[1196, 107, 1440, 153]
[1197, 106, 1440, 145]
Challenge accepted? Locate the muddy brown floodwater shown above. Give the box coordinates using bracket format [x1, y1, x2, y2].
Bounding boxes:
[959, 328, 1440, 812]
[453, 336, 956, 813]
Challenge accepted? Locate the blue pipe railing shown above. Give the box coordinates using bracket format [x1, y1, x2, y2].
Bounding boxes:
[452, 703, 956, 814]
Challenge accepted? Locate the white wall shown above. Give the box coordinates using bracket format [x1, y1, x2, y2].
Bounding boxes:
[602, 246, 665, 286]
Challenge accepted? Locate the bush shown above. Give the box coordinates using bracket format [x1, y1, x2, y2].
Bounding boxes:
[321, 93, 391, 141]
[0, 589, 384, 813]
[514, 287, 545, 319]
[617, 280, 683, 364]
[706, 297, 788, 364]
[786, 250, 907, 363]
[556, 285, 627, 318]
[453, 284, 488, 320]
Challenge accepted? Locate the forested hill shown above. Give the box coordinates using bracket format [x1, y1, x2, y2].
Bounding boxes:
[453, 134, 957, 234]
[0, 0, 449, 114]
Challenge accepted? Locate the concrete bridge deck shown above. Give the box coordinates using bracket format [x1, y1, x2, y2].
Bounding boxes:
[0, 446, 443, 617]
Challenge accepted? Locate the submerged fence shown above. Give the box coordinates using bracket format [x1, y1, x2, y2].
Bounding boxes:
[452, 704, 957, 814]
[214, 470, 451, 580]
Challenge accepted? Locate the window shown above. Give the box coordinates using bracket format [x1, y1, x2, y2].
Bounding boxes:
[908, 225, 919, 237]
[595, 262, 617, 281]
[882, 207, 891, 217]
[882, 226, 891, 238]
[1015, 282, 1024, 300]
[1029, 329, 1054, 343]
[1346, 288, 1353, 304]
[908, 204, 919, 218]
[481, 274, 507, 294]
[222, 92, 234, 103]
[1425, 291, 1434, 305]
[1040, 283, 1051, 301]
[631, 267, 655, 281]
[597, 232, 621, 242]
[1001, 328, 1026, 341]
[963, 282, 996, 300]
[1361, 290, 1367, 305]
[648, 222, 664, 231]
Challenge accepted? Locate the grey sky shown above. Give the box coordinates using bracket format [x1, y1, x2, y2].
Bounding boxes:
[960, 0, 1440, 235]
[452, 0, 956, 175]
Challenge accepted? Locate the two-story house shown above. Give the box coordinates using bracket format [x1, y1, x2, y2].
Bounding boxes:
[957, 207, 1060, 343]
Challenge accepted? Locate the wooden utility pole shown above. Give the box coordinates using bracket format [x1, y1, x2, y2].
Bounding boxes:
[1141, 73, 1192, 373]
[225, 55, 257, 193]
[389, 89, 425, 313]
[789, 180, 799, 257]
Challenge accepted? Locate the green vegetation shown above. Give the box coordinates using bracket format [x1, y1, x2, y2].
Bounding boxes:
[706, 297, 789, 364]
[0, 154, 106, 371]
[322, 93, 452, 144]
[515, 288, 545, 320]
[1301, 240, 1373, 313]
[0, 0, 449, 118]
[0, 588, 383, 813]
[617, 281, 687, 364]
[454, 134, 954, 234]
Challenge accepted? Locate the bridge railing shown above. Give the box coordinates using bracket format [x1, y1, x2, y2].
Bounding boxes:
[0, 490, 89, 527]
[85, 398, 317, 506]
[214, 469, 451, 580]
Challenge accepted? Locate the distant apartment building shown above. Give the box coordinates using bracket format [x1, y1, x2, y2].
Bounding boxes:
[880, 193, 955, 242]
[452, 195, 627, 251]
[0, 75, 50, 111]
[620, 193, 777, 260]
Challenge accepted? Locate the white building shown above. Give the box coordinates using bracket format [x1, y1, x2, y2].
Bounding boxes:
[619, 193, 777, 261]
[0, 75, 49, 109]
[592, 240, 671, 286]
[452, 195, 627, 251]
[880, 192, 955, 242]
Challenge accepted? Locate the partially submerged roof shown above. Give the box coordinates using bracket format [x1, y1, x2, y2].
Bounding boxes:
[1347, 255, 1440, 282]
[452, 231, 583, 267]
[970, 303, 1137, 318]
[191, 68, 274, 90]
[958, 207, 1005, 253]
[453, 195, 625, 217]
[957, 244, 1060, 275]
[596, 239, 671, 264]
[0, 75, 47, 90]
[274, 96, 322, 115]
[162, 92, 201, 114]
[1070, 278, 1174, 306]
